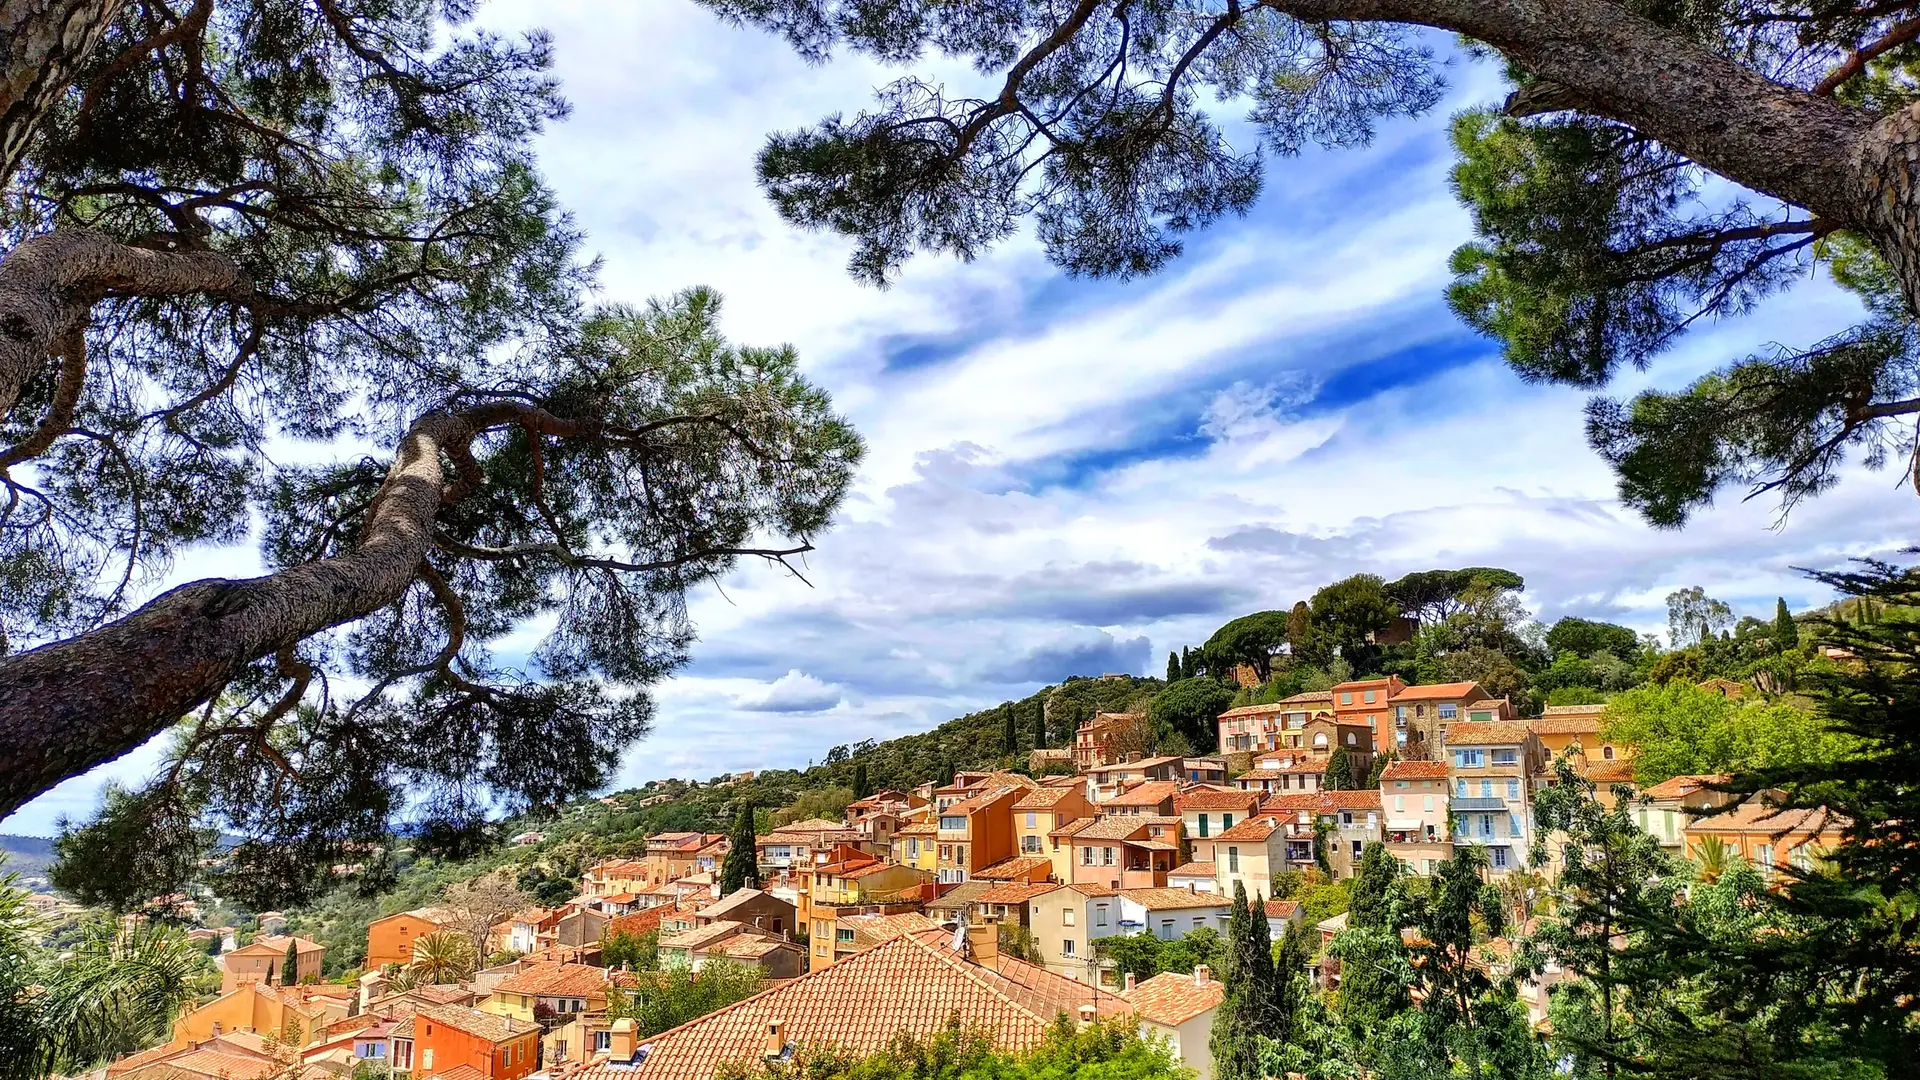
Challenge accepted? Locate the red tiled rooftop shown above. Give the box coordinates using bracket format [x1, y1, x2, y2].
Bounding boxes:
[1174, 787, 1258, 811]
[1382, 760, 1448, 781]
[1123, 969, 1225, 1026]
[1387, 681, 1483, 701]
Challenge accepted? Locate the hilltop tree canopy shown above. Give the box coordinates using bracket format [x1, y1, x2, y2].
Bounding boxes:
[1386, 568, 1523, 626]
[0, 0, 861, 908]
[1202, 609, 1291, 680]
[705, 0, 1920, 524]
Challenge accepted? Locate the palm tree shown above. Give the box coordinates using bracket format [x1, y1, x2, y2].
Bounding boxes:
[1692, 836, 1737, 883]
[32, 919, 218, 1074]
[407, 930, 476, 985]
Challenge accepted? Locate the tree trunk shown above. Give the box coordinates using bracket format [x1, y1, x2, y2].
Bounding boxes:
[0, 0, 127, 187]
[0, 409, 472, 818]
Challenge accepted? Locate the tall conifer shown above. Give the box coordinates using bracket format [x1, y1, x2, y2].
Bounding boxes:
[721, 801, 760, 893]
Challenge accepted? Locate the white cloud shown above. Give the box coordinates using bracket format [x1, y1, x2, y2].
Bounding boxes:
[732, 670, 846, 714]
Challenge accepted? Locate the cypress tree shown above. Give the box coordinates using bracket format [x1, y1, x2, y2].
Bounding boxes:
[1210, 882, 1277, 1080]
[1002, 705, 1018, 754]
[1032, 702, 1046, 749]
[1325, 746, 1351, 791]
[1349, 842, 1399, 930]
[1168, 651, 1181, 683]
[721, 800, 760, 893]
[1773, 597, 1799, 652]
[281, 938, 300, 986]
[1181, 646, 1197, 680]
[851, 762, 871, 801]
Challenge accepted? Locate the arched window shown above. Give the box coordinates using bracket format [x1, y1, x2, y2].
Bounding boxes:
[1602, 746, 1615, 760]
[1313, 733, 1328, 747]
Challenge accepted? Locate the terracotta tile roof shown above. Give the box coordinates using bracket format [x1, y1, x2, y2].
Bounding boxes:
[604, 902, 700, 939]
[1388, 681, 1482, 701]
[658, 921, 750, 951]
[1012, 786, 1080, 809]
[1443, 721, 1533, 745]
[107, 1042, 195, 1077]
[1686, 800, 1846, 834]
[713, 935, 798, 960]
[1528, 716, 1602, 735]
[768, 818, 856, 835]
[1382, 760, 1448, 780]
[1264, 900, 1299, 918]
[492, 962, 610, 997]
[1317, 790, 1383, 810]
[416, 1004, 541, 1044]
[1103, 781, 1181, 807]
[1468, 698, 1509, 710]
[1169, 861, 1216, 878]
[974, 881, 1060, 905]
[1586, 759, 1636, 782]
[1176, 788, 1260, 811]
[160, 1050, 280, 1080]
[1217, 692, 1332, 720]
[1119, 888, 1229, 911]
[1080, 711, 1144, 732]
[1214, 816, 1283, 841]
[1049, 816, 1096, 837]
[926, 882, 995, 911]
[974, 856, 1054, 880]
[1072, 815, 1175, 841]
[1259, 793, 1323, 811]
[389, 1016, 415, 1039]
[1258, 790, 1381, 814]
[573, 933, 1125, 1080]
[944, 784, 1029, 817]
[1123, 969, 1225, 1026]
[1642, 773, 1730, 801]
[698, 889, 784, 921]
[840, 911, 939, 946]
[430, 1066, 488, 1080]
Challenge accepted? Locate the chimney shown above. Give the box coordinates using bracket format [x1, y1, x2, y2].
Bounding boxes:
[1194, 964, 1211, 986]
[1076, 1003, 1098, 1029]
[1123, 972, 1136, 992]
[211, 1021, 223, 1037]
[764, 1020, 787, 1059]
[608, 1018, 637, 1062]
[965, 924, 999, 970]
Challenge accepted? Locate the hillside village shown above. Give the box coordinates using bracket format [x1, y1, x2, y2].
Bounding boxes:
[72, 649, 1852, 1080]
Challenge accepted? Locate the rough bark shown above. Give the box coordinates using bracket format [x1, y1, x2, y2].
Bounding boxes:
[0, 408, 479, 817]
[0, 0, 127, 186]
[0, 229, 244, 421]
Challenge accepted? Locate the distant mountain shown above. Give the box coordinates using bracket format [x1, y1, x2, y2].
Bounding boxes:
[1, 833, 57, 889]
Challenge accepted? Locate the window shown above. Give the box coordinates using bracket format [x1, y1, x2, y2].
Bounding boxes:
[1506, 779, 1520, 800]
[940, 815, 967, 830]
[1228, 846, 1240, 873]
[1102, 846, 1116, 866]
[1081, 846, 1095, 865]
[1480, 815, 1494, 837]
[1222, 813, 1233, 829]
[1062, 938, 1076, 956]
[1193, 915, 1206, 930]
[1456, 779, 1468, 798]
[1424, 795, 1435, 812]
[1063, 908, 1076, 926]
[1756, 844, 1775, 873]
[1438, 703, 1458, 720]
[939, 844, 951, 860]
[1492, 847, 1510, 869]
[836, 928, 855, 943]
[1352, 840, 1363, 858]
[1340, 692, 1353, 705]
[422, 1051, 434, 1071]
[1394, 795, 1405, 813]
[1510, 812, 1524, 837]
[1095, 904, 1109, 926]
[1160, 918, 1176, 939]
[1491, 749, 1517, 767]
[1314, 733, 1328, 747]
[1470, 711, 1493, 722]
[1452, 749, 1484, 768]
[907, 839, 919, 858]
[1022, 834, 1042, 853]
[1341, 811, 1353, 825]
[1363, 689, 1376, 703]
[594, 1031, 611, 1051]
[1367, 812, 1378, 828]
[1395, 705, 1408, 724]
[1602, 746, 1616, 760]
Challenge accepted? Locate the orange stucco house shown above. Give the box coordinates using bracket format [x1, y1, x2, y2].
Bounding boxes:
[415, 1004, 542, 1080]
[218, 934, 324, 993]
[366, 908, 457, 970]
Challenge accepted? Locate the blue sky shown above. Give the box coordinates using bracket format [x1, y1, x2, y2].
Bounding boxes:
[7, 4, 1919, 835]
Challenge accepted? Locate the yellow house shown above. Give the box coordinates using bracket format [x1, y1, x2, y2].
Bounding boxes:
[173, 980, 347, 1046]
[218, 934, 324, 993]
[1527, 706, 1633, 775]
[892, 819, 939, 874]
[1012, 783, 1094, 882]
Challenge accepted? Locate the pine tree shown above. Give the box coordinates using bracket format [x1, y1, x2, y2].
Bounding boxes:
[1349, 842, 1400, 930]
[1032, 703, 1047, 749]
[1325, 747, 1351, 791]
[1168, 652, 1181, 683]
[721, 801, 760, 893]
[1002, 705, 1018, 754]
[1211, 882, 1277, 1080]
[851, 762, 871, 801]
[1773, 597, 1799, 653]
[281, 938, 299, 986]
[1180, 647, 1196, 680]
[1366, 750, 1394, 789]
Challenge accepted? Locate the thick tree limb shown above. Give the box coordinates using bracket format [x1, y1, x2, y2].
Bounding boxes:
[0, 405, 476, 816]
[1815, 17, 1920, 96]
[0, 327, 85, 468]
[0, 230, 245, 421]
